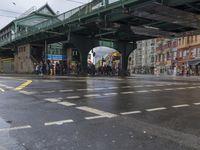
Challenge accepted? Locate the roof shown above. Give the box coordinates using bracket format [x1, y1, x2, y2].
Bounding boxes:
[0, 4, 56, 31]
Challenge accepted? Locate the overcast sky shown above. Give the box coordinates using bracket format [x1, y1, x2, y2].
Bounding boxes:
[0, 0, 90, 29]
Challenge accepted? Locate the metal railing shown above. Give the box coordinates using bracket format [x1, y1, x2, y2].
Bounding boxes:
[0, 0, 136, 47]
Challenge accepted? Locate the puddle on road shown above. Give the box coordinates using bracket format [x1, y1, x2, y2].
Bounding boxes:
[0, 117, 26, 150]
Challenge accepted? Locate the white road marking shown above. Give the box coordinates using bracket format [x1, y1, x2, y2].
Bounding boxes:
[120, 91, 134, 94]
[84, 94, 101, 98]
[76, 106, 117, 118]
[66, 96, 80, 99]
[0, 88, 5, 92]
[146, 107, 167, 112]
[103, 93, 118, 96]
[176, 87, 186, 90]
[42, 91, 55, 94]
[94, 87, 105, 90]
[136, 90, 149, 93]
[57, 101, 76, 106]
[107, 87, 118, 89]
[5, 86, 14, 89]
[134, 85, 144, 88]
[121, 86, 131, 88]
[186, 87, 196, 89]
[193, 102, 200, 105]
[59, 89, 74, 92]
[164, 88, 174, 91]
[144, 85, 153, 87]
[44, 119, 73, 126]
[19, 90, 37, 95]
[44, 98, 61, 103]
[0, 125, 31, 132]
[150, 89, 162, 92]
[120, 111, 141, 115]
[85, 116, 105, 120]
[172, 104, 190, 108]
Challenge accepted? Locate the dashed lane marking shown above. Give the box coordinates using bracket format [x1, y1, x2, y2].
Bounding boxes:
[15, 80, 32, 91]
[107, 87, 118, 89]
[76, 106, 117, 118]
[136, 90, 149, 93]
[0, 125, 31, 132]
[85, 116, 105, 120]
[164, 88, 174, 91]
[66, 96, 81, 99]
[57, 101, 76, 107]
[103, 92, 118, 96]
[120, 111, 142, 115]
[44, 119, 74, 126]
[146, 107, 167, 112]
[0, 88, 5, 92]
[44, 98, 61, 103]
[186, 87, 196, 89]
[176, 87, 187, 90]
[120, 91, 135, 94]
[42, 90, 55, 94]
[59, 89, 74, 93]
[84, 94, 101, 98]
[19, 90, 37, 95]
[150, 89, 162, 92]
[193, 102, 200, 105]
[172, 104, 190, 108]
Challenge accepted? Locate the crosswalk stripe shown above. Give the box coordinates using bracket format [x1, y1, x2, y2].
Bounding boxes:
[85, 116, 105, 120]
[59, 89, 74, 92]
[193, 102, 200, 105]
[103, 93, 118, 96]
[120, 91, 134, 94]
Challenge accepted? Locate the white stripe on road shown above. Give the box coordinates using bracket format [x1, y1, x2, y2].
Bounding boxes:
[103, 93, 118, 96]
[59, 89, 74, 93]
[120, 91, 134, 95]
[0, 88, 5, 92]
[44, 119, 73, 126]
[66, 96, 80, 99]
[121, 86, 131, 88]
[76, 106, 117, 118]
[176, 87, 186, 90]
[146, 107, 167, 112]
[193, 102, 200, 105]
[136, 90, 149, 93]
[85, 116, 105, 120]
[44, 98, 61, 103]
[84, 94, 101, 98]
[94, 88, 105, 90]
[150, 89, 162, 92]
[42, 91, 55, 94]
[0, 125, 31, 132]
[107, 87, 118, 90]
[120, 111, 141, 115]
[172, 104, 190, 108]
[164, 88, 174, 91]
[19, 90, 37, 95]
[57, 101, 76, 106]
[186, 87, 196, 89]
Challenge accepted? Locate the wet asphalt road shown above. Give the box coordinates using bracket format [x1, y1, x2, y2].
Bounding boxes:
[0, 76, 200, 150]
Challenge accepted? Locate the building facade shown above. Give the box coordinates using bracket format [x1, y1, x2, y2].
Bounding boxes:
[129, 39, 156, 74]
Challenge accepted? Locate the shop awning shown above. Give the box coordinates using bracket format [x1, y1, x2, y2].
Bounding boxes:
[188, 59, 200, 66]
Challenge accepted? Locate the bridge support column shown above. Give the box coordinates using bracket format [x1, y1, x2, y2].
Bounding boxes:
[69, 35, 99, 75]
[114, 41, 136, 76]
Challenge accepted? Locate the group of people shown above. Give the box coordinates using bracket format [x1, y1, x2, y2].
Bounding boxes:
[87, 64, 121, 76]
[34, 61, 69, 76]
